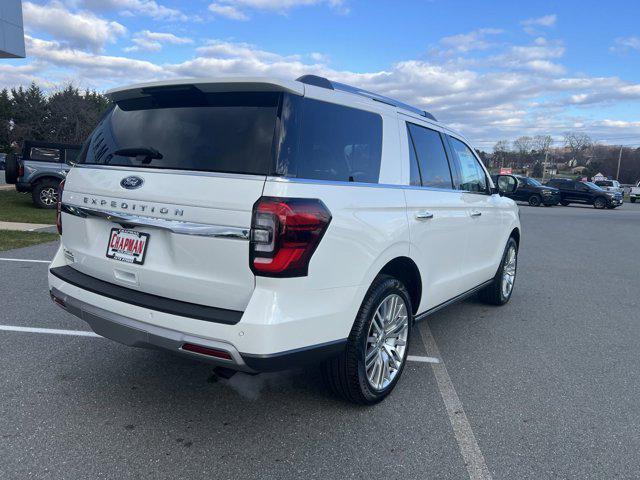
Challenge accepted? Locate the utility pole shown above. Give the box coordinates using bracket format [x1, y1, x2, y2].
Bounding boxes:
[616, 145, 623, 181]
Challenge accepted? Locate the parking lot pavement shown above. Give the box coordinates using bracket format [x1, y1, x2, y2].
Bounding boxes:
[1, 202, 640, 479]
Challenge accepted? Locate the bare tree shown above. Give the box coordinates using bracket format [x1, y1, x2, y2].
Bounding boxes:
[563, 132, 592, 166]
[533, 135, 553, 156]
[513, 136, 534, 156]
[493, 140, 511, 168]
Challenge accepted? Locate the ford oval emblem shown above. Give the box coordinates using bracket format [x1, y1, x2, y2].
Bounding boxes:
[120, 176, 144, 190]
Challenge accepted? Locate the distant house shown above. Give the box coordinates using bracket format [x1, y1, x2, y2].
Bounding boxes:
[544, 166, 558, 176]
[593, 172, 606, 181]
[572, 166, 587, 174]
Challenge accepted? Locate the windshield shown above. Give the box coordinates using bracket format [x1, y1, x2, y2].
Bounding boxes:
[595, 180, 613, 187]
[584, 182, 603, 190]
[527, 178, 542, 186]
[79, 91, 281, 175]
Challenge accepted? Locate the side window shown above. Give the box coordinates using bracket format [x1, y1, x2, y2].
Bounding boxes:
[293, 99, 382, 183]
[407, 123, 453, 189]
[30, 147, 61, 162]
[448, 136, 487, 193]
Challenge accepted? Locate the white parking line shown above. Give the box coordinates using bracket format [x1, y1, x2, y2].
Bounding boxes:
[0, 326, 444, 366]
[418, 320, 492, 480]
[0, 325, 100, 337]
[0, 258, 50, 264]
[407, 355, 440, 364]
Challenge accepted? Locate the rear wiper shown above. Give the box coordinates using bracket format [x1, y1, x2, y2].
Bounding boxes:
[113, 146, 163, 164]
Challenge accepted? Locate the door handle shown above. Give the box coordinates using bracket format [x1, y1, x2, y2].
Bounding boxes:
[415, 211, 434, 220]
[470, 210, 482, 217]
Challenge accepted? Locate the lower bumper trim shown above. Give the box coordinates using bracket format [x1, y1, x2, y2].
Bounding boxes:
[50, 287, 347, 373]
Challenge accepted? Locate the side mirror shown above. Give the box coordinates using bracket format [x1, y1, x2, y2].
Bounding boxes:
[494, 175, 518, 195]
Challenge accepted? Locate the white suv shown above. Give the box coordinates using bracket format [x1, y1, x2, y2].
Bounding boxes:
[48, 75, 521, 404]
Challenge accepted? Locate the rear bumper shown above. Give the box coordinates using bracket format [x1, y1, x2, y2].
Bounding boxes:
[49, 285, 347, 372]
[48, 247, 356, 372]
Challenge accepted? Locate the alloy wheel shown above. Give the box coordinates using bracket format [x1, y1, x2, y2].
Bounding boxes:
[364, 294, 409, 391]
[501, 245, 517, 298]
[40, 187, 58, 206]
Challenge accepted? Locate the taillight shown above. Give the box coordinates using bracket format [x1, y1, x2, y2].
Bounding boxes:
[56, 179, 65, 235]
[18, 162, 24, 178]
[250, 197, 331, 277]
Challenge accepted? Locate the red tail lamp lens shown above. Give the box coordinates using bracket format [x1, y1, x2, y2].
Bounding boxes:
[250, 197, 332, 277]
[56, 179, 65, 235]
[182, 343, 233, 360]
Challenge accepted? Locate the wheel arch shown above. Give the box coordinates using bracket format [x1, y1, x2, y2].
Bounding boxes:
[31, 174, 65, 186]
[376, 256, 422, 315]
[509, 227, 521, 248]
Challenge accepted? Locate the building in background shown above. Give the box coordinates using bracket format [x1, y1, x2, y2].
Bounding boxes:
[0, 0, 25, 58]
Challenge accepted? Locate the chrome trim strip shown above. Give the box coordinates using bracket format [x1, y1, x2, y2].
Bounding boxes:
[61, 204, 250, 240]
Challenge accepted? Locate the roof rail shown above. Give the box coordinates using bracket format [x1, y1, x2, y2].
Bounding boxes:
[296, 74, 437, 122]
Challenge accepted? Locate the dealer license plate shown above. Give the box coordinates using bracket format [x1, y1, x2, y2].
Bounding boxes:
[106, 228, 149, 265]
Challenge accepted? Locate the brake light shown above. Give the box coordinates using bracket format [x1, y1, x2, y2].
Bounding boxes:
[18, 162, 24, 178]
[250, 197, 331, 277]
[56, 179, 65, 235]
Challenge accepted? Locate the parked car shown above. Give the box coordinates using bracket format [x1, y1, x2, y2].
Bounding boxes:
[4, 140, 81, 208]
[48, 75, 521, 404]
[594, 179, 624, 196]
[630, 181, 640, 203]
[493, 174, 560, 207]
[545, 178, 623, 209]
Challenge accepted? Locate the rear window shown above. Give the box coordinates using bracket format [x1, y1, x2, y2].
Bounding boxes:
[78, 90, 382, 182]
[595, 180, 613, 187]
[30, 147, 61, 162]
[79, 91, 280, 175]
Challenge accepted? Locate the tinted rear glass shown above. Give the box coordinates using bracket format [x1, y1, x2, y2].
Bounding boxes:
[276, 96, 382, 183]
[79, 91, 280, 175]
[30, 147, 61, 162]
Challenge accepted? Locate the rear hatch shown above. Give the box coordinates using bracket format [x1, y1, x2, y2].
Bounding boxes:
[60, 81, 301, 311]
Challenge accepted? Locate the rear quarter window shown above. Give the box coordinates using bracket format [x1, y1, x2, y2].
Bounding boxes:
[276, 97, 383, 183]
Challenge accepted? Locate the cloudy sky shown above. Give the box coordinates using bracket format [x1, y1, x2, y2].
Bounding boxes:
[3, 0, 640, 149]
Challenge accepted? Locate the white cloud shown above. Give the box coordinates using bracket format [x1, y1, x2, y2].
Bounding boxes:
[439, 28, 503, 53]
[124, 30, 193, 52]
[208, 0, 348, 20]
[22, 1, 126, 52]
[521, 14, 557, 35]
[6, 27, 640, 147]
[208, 4, 249, 20]
[522, 14, 557, 27]
[73, 0, 187, 21]
[610, 36, 640, 54]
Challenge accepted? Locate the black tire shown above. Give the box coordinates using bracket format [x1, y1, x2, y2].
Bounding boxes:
[478, 237, 518, 306]
[32, 179, 60, 209]
[4, 153, 18, 184]
[528, 194, 542, 207]
[631, 198, 636, 203]
[560, 200, 570, 206]
[593, 197, 607, 209]
[322, 275, 413, 405]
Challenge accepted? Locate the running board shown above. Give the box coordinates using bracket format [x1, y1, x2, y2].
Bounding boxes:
[414, 280, 493, 322]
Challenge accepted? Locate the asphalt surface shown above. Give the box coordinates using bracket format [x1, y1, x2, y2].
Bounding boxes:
[2, 202, 640, 479]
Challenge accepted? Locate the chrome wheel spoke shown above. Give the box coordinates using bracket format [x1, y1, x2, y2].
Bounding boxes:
[365, 293, 409, 391]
